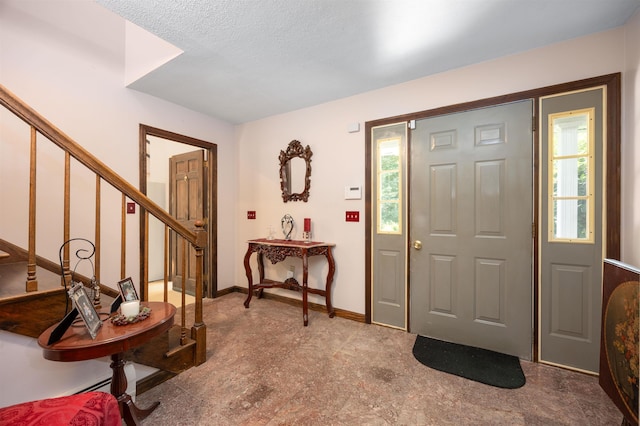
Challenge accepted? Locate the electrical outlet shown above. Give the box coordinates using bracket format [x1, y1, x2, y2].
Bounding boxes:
[346, 211, 359, 222]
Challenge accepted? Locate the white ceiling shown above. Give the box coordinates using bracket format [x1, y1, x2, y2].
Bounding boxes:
[96, 0, 640, 124]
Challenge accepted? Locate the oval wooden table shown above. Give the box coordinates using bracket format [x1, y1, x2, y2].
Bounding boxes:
[38, 301, 176, 426]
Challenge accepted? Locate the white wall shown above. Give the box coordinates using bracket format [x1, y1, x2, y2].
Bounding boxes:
[0, 330, 111, 406]
[236, 25, 637, 314]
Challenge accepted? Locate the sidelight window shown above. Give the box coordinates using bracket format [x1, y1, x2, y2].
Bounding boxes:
[377, 137, 402, 234]
[548, 108, 595, 243]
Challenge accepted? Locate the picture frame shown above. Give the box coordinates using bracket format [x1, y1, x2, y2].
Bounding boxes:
[599, 259, 639, 426]
[118, 277, 139, 302]
[69, 283, 102, 339]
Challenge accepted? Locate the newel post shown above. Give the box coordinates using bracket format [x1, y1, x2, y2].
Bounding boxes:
[191, 220, 207, 365]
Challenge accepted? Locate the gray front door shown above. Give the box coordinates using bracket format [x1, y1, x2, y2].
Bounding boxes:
[410, 100, 533, 359]
[539, 88, 605, 372]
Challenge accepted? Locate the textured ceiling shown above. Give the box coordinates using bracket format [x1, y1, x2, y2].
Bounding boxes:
[96, 0, 640, 124]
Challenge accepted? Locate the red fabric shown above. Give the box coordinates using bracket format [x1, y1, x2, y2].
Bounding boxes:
[0, 391, 121, 426]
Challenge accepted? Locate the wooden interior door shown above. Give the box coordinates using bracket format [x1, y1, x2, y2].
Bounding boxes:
[169, 150, 204, 296]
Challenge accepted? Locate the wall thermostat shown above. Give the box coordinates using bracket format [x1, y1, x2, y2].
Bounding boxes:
[344, 185, 362, 200]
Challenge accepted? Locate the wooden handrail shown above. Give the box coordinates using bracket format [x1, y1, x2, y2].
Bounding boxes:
[1, 83, 207, 366]
[0, 85, 201, 247]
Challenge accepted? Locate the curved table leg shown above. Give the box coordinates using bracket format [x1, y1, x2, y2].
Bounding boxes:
[325, 246, 336, 318]
[243, 247, 254, 308]
[302, 252, 309, 326]
[111, 353, 159, 426]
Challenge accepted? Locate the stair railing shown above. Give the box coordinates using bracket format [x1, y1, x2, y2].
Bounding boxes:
[0, 84, 206, 365]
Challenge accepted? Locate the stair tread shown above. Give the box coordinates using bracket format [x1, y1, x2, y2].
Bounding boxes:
[0, 262, 61, 299]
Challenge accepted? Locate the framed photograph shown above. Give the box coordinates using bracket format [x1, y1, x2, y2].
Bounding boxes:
[69, 283, 102, 339]
[118, 277, 139, 302]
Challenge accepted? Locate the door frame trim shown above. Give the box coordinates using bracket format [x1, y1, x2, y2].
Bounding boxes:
[364, 74, 621, 360]
[139, 124, 218, 299]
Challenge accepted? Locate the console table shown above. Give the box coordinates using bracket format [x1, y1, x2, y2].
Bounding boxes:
[38, 301, 176, 426]
[243, 239, 336, 326]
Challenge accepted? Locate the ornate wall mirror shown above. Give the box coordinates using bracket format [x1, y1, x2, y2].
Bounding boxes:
[279, 140, 312, 202]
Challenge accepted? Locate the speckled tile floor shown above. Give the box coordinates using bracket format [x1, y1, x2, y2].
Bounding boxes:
[135, 292, 624, 425]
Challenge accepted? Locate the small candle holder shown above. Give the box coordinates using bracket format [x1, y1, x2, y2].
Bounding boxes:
[303, 218, 311, 242]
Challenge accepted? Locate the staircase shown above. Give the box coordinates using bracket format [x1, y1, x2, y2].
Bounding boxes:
[0, 84, 208, 380]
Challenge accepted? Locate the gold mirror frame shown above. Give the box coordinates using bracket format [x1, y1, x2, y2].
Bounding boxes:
[279, 140, 312, 202]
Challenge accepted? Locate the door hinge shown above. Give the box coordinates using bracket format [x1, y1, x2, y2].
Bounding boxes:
[532, 115, 536, 132]
[532, 222, 536, 238]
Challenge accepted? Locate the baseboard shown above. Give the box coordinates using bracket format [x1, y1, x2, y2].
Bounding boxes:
[81, 367, 175, 398]
[136, 370, 177, 396]
[223, 286, 365, 323]
[75, 377, 111, 394]
[214, 286, 237, 297]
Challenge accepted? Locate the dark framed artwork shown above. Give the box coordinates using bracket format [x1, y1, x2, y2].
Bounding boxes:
[600, 259, 639, 425]
[69, 283, 102, 339]
[118, 277, 139, 302]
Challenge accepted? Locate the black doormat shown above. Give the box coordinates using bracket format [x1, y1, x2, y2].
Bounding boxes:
[412, 336, 526, 389]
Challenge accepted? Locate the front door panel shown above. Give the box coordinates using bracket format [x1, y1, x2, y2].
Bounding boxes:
[410, 100, 533, 359]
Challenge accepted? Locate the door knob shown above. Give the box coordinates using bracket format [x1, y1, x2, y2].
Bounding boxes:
[413, 240, 422, 250]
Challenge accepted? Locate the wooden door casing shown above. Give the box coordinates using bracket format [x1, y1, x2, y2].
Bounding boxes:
[365, 75, 621, 369]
